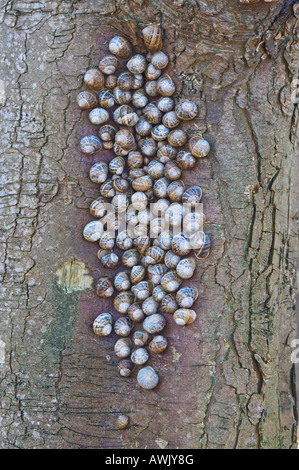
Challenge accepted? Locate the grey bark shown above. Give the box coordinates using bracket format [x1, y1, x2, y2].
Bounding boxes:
[0, 0, 298, 449]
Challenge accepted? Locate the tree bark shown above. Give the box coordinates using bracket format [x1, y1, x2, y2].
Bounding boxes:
[0, 0, 298, 449]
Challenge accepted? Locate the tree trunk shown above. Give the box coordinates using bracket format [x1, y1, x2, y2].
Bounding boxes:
[0, 0, 298, 449]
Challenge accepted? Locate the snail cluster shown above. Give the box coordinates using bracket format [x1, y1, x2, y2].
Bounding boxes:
[78, 25, 211, 391]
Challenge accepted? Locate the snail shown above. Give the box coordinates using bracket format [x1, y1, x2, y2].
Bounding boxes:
[151, 51, 169, 70]
[122, 248, 140, 268]
[137, 366, 159, 390]
[164, 250, 181, 269]
[157, 74, 175, 96]
[132, 89, 148, 109]
[131, 191, 148, 211]
[176, 257, 196, 279]
[113, 291, 134, 314]
[113, 177, 130, 193]
[135, 236, 151, 255]
[130, 265, 146, 284]
[144, 246, 165, 265]
[160, 271, 182, 293]
[147, 160, 165, 180]
[172, 232, 191, 256]
[98, 89, 115, 108]
[127, 151, 144, 169]
[127, 54, 147, 74]
[109, 156, 125, 175]
[114, 317, 132, 337]
[146, 64, 161, 80]
[145, 80, 159, 97]
[149, 335, 168, 354]
[116, 230, 134, 250]
[194, 232, 211, 259]
[114, 271, 131, 291]
[114, 87, 132, 105]
[109, 36, 132, 59]
[143, 103, 162, 124]
[164, 161, 182, 181]
[80, 136, 102, 154]
[100, 179, 115, 198]
[118, 71, 134, 91]
[157, 96, 174, 112]
[77, 90, 97, 109]
[151, 124, 170, 142]
[89, 107, 109, 125]
[161, 293, 178, 314]
[96, 276, 114, 298]
[132, 175, 153, 192]
[132, 73, 144, 89]
[143, 313, 166, 334]
[162, 111, 180, 129]
[99, 232, 115, 250]
[173, 308, 196, 326]
[168, 129, 187, 147]
[142, 296, 159, 316]
[157, 144, 177, 163]
[142, 24, 163, 51]
[84, 68, 105, 91]
[133, 330, 151, 347]
[152, 285, 167, 302]
[140, 137, 157, 157]
[89, 162, 108, 184]
[118, 360, 134, 377]
[131, 348, 149, 365]
[167, 181, 185, 202]
[153, 177, 170, 198]
[135, 117, 152, 136]
[114, 338, 132, 358]
[83, 220, 103, 242]
[115, 129, 135, 150]
[165, 203, 184, 227]
[105, 74, 118, 89]
[99, 55, 120, 74]
[116, 415, 130, 430]
[147, 263, 168, 285]
[131, 280, 152, 301]
[157, 230, 173, 250]
[183, 211, 205, 233]
[189, 136, 210, 158]
[176, 286, 199, 309]
[182, 186, 202, 205]
[93, 313, 113, 337]
[98, 249, 119, 269]
[175, 99, 198, 120]
[98, 124, 116, 142]
[176, 151, 196, 170]
[128, 303, 145, 322]
[90, 197, 107, 218]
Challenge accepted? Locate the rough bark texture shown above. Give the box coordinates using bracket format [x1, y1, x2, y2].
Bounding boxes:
[0, 0, 298, 449]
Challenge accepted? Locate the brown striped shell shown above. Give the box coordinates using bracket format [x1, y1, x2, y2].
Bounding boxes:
[131, 348, 149, 365]
[96, 276, 114, 298]
[137, 366, 159, 389]
[114, 271, 131, 291]
[173, 308, 196, 326]
[189, 136, 210, 158]
[160, 271, 182, 293]
[118, 359, 134, 377]
[93, 313, 113, 337]
[114, 337, 132, 358]
[149, 335, 168, 354]
[168, 129, 187, 147]
[99, 55, 120, 75]
[114, 316, 132, 337]
[84, 68, 105, 91]
[176, 286, 199, 309]
[114, 291, 134, 314]
[161, 293, 178, 314]
[142, 24, 163, 51]
[157, 74, 175, 96]
[143, 314, 166, 334]
[109, 36, 132, 59]
[77, 90, 98, 109]
[175, 99, 198, 120]
[127, 303, 145, 323]
[80, 136, 102, 154]
[133, 330, 151, 347]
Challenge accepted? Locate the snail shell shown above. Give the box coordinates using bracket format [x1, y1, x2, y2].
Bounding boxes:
[77, 90, 97, 109]
[96, 276, 114, 298]
[100, 179, 115, 198]
[165, 202, 184, 227]
[153, 177, 170, 198]
[144, 246, 165, 265]
[116, 414, 130, 430]
[194, 232, 211, 259]
[128, 303, 145, 323]
[142, 24, 163, 51]
[131, 348, 149, 365]
[147, 160, 165, 180]
[131, 280, 153, 301]
[83, 220, 103, 241]
[150, 217, 166, 237]
[99, 232, 115, 250]
[161, 293, 178, 314]
[157, 74, 175, 96]
[89, 162, 108, 183]
[132, 175, 153, 192]
[116, 231, 134, 251]
[118, 71, 134, 91]
[149, 335, 168, 354]
[137, 366, 159, 390]
[172, 232, 191, 256]
[135, 117, 152, 137]
[89, 107, 109, 125]
[152, 197, 170, 216]
[132, 73, 144, 89]
[189, 137, 210, 158]
[175, 99, 198, 120]
[115, 129, 135, 150]
[164, 161, 182, 181]
[99, 55, 120, 75]
[135, 236, 151, 255]
[153, 285, 167, 302]
[90, 197, 107, 218]
[176, 257, 196, 279]
[102, 140, 114, 150]
[114, 87, 132, 105]
[98, 124, 116, 141]
[161, 271, 182, 293]
[114, 316, 132, 337]
[101, 211, 119, 231]
[162, 111, 180, 129]
[151, 124, 170, 142]
[114, 291, 134, 314]
[131, 191, 148, 211]
[147, 263, 168, 285]
[98, 89, 115, 108]
[173, 308, 196, 326]
[143, 103, 162, 124]
[80, 136, 102, 154]
[93, 313, 113, 337]
[84, 68, 105, 91]
[131, 265, 146, 284]
[114, 337, 132, 358]
[167, 180, 185, 202]
[143, 313, 166, 334]
[132, 89, 148, 109]
[133, 330, 151, 347]
[146, 64, 161, 80]
[157, 144, 177, 163]
[105, 74, 118, 89]
[182, 186, 202, 205]
[142, 296, 159, 316]
[145, 80, 159, 97]
[109, 36, 132, 59]
[114, 271, 131, 291]
[164, 250, 181, 269]
[168, 129, 187, 147]
[113, 177, 130, 193]
[98, 249, 119, 269]
[111, 193, 130, 213]
[183, 211, 205, 233]
[157, 97, 174, 113]
[140, 137, 157, 157]
[109, 156, 125, 175]
[157, 231, 173, 250]
[176, 286, 199, 309]
[176, 151, 196, 170]
[118, 359, 134, 377]
[122, 248, 140, 268]
[151, 51, 169, 70]
[127, 54, 147, 74]
[127, 151, 143, 169]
